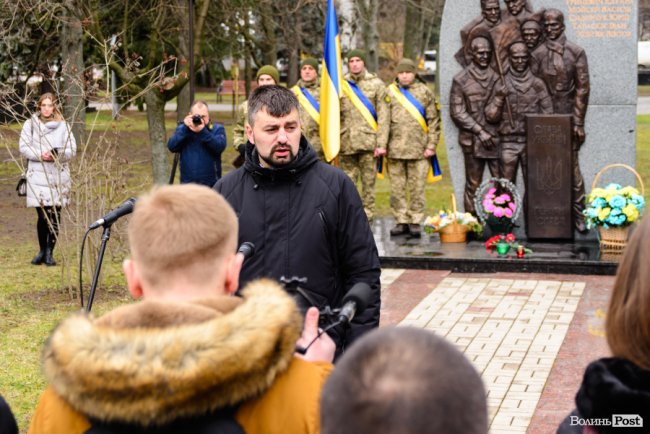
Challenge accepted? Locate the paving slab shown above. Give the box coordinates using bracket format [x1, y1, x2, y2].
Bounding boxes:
[380, 270, 612, 434]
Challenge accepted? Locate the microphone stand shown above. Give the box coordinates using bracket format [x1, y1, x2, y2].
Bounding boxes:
[85, 224, 112, 312]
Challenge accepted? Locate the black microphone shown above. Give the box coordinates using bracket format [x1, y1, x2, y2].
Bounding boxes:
[237, 242, 255, 261]
[338, 282, 372, 325]
[89, 198, 137, 229]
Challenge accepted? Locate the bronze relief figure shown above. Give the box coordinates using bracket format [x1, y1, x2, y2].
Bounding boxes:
[451, 1, 590, 236]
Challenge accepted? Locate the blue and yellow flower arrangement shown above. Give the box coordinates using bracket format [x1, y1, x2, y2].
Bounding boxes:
[583, 183, 645, 229]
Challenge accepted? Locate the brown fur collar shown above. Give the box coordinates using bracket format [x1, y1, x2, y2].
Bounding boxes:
[43, 279, 302, 426]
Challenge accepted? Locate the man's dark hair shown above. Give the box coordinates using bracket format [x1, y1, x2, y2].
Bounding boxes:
[321, 327, 488, 434]
[247, 85, 299, 127]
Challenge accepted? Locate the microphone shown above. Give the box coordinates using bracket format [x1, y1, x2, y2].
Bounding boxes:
[338, 282, 372, 325]
[89, 198, 137, 229]
[237, 242, 255, 261]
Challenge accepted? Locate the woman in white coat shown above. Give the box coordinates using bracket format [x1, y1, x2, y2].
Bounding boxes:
[19, 93, 76, 266]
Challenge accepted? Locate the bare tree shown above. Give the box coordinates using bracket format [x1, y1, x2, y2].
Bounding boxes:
[60, 0, 86, 145]
[85, 0, 214, 184]
[354, 0, 380, 71]
[403, 0, 443, 60]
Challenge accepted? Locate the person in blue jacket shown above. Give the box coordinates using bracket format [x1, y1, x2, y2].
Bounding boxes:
[168, 100, 227, 186]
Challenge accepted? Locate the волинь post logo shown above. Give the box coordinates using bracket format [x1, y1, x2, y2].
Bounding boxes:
[570, 415, 643, 428]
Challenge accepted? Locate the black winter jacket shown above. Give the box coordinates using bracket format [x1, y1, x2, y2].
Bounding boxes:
[557, 357, 650, 434]
[215, 137, 381, 349]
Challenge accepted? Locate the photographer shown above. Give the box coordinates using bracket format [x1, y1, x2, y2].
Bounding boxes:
[168, 100, 226, 186]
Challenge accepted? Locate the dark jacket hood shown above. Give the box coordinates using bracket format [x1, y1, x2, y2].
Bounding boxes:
[242, 136, 318, 181]
[576, 357, 650, 424]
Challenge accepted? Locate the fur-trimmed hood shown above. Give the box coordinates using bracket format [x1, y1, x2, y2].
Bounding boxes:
[42, 279, 302, 427]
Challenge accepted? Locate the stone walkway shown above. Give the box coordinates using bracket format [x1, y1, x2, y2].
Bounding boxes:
[379, 269, 612, 434]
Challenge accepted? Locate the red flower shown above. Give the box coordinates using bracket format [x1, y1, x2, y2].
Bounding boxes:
[485, 233, 517, 251]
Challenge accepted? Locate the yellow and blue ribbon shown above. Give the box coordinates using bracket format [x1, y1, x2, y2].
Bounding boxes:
[427, 155, 443, 183]
[342, 80, 378, 132]
[292, 86, 320, 125]
[376, 156, 387, 179]
[388, 83, 428, 134]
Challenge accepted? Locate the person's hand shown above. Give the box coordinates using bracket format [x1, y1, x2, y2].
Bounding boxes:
[295, 307, 335, 363]
[477, 129, 495, 149]
[41, 151, 54, 162]
[423, 148, 435, 158]
[374, 147, 387, 158]
[494, 81, 507, 98]
[184, 114, 206, 133]
[573, 125, 585, 148]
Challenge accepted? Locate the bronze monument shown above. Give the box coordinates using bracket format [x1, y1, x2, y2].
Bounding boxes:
[451, 1, 590, 238]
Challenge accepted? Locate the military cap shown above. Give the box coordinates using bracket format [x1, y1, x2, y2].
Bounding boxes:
[256, 65, 280, 84]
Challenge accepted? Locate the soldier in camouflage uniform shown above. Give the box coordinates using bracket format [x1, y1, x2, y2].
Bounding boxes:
[340, 49, 389, 221]
[376, 59, 439, 237]
[232, 65, 279, 164]
[291, 58, 323, 160]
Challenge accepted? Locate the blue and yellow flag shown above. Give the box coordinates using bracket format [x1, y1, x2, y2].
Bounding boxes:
[320, 0, 343, 163]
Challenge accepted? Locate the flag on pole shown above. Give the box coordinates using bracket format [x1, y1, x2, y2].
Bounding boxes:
[320, 0, 343, 163]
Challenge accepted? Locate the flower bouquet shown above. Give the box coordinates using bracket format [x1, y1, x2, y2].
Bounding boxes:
[474, 178, 521, 235]
[424, 211, 483, 243]
[583, 184, 645, 229]
[585, 164, 646, 251]
[485, 233, 532, 257]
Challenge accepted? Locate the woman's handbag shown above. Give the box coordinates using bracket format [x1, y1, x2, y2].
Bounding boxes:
[16, 174, 26, 197]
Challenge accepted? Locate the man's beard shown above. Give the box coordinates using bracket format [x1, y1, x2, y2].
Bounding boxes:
[258, 143, 297, 167]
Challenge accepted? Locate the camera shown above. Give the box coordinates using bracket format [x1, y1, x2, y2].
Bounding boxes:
[191, 114, 203, 126]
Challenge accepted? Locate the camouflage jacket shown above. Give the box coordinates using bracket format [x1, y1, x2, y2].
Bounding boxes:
[378, 80, 440, 160]
[293, 79, 322, 157]
[232, 100, 248, 150]
[340, 70, 388, 154]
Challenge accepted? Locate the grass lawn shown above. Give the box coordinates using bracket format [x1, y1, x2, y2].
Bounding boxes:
[0, 111, 649, 432]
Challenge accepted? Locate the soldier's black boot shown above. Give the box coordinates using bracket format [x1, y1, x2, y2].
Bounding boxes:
[408, 224, 422, 238]
[390, 224, 409, 236]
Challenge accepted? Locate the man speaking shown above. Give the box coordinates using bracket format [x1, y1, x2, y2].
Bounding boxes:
[215, 86, 381, 354]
